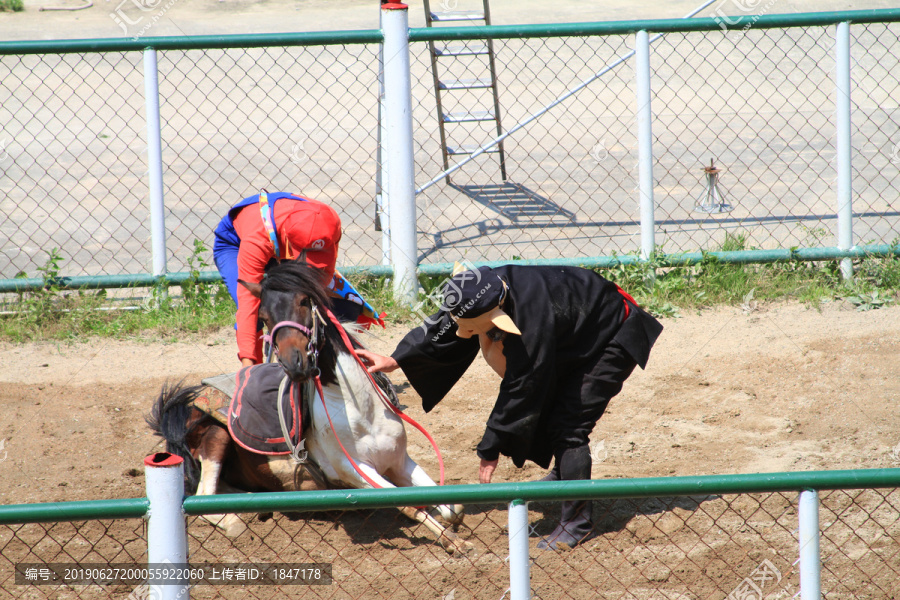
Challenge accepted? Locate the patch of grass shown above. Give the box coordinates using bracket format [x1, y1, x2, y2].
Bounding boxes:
[4, 233, 900, 342]
[1, 242, 235, 343]
[0, 0, 24, 11]
[601, 233, 899, 317]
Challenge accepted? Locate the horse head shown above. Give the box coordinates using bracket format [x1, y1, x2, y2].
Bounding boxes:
[240, 261, 336, 383]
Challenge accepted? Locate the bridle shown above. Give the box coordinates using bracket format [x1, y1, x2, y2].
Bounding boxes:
[264, 300, 325, 464]
[262, 301, 325, 376]
[262, 298, 447, 489]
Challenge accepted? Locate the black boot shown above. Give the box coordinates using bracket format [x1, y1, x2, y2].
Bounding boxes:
[536, 461, 560, 482]
[537, 445, 594, 550]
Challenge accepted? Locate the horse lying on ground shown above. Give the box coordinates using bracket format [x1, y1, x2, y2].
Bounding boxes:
[147, 261, 470, 554]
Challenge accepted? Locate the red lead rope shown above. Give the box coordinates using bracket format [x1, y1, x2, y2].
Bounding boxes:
[313, 309, 446, 489]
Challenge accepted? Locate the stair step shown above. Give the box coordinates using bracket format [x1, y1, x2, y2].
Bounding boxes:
[447, 144, 501, 155]
[442, 110, 496, 123]
[433, 43, 489, 57]
[439, 77, 494, 90]
[429, 10, 485, 22]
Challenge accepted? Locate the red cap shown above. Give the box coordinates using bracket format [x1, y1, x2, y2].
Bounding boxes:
[381, 2, 408, 9]
[282, 199, 341, 280]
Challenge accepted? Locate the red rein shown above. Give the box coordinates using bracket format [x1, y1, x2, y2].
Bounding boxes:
[313, 309, 446, 489]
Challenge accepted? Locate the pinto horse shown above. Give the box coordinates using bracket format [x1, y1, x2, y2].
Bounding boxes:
[147, 261, 469, 554]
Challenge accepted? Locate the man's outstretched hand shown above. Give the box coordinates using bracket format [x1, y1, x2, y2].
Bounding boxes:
[356, 349, 400, 374]
[479, 458, 498, 484]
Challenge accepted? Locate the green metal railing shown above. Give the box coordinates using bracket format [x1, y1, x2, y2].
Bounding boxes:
[2, 468, 898, 523]
[0, 30, 383, 55]
[3, 468, 898, 598]
[407, 8, 900, 41]
[2, 8, 897, 56]
[3, 243, 899, 292]
[0, 497, 148, 525]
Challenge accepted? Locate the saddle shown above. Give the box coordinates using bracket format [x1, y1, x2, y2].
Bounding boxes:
[192, 364, 400, 492]
[196, 363, 308, 456]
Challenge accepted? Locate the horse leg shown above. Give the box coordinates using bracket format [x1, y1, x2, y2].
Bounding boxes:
[407, 460, 466, 529]
[353, 462, 473, 556]
[389, 456, 465, 530]
[195, 427, 247, 538]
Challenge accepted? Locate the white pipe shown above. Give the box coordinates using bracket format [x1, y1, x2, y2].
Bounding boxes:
[382, 3, 418, 304]
[508, 499, 531, 600]
[635, 30, 655, 261]
[144, 49, 167, 282]
[414, 0, 719, 195]
[798, 490, 822, 600]
[835, 22, 853, 280]
[377, 7, 391, 266]
[144, 452, 189, 600]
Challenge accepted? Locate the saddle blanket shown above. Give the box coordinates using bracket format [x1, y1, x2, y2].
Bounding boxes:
[197, 363, 306, 456]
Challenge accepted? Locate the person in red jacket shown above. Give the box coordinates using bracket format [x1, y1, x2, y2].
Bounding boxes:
[213, 191, 382, 366]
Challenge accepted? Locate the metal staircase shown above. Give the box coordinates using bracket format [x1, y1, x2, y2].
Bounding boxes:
[423, 0, 507, 185]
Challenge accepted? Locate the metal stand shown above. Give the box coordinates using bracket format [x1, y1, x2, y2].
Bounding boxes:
[696, 158, 732, 214]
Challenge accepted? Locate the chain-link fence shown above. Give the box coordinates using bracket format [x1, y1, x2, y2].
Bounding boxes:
[2, 486, 899, 599]
[410, 20, 900, 264]
[1, 12, 899, 290]
[0, 42, 383, 283]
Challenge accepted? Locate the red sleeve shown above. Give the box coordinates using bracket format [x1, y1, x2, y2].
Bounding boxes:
[232, 207, 273, 364]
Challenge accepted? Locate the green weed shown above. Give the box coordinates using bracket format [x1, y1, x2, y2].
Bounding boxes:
[0, 0, 24, 12]
[0, 242, 235, 343]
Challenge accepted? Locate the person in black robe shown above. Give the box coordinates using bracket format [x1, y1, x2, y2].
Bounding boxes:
[357, 264, 663, 549]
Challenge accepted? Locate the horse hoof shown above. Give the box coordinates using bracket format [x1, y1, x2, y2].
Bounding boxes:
[448, 539, 476, 556]
[438, 530, 475, 556]
[223, 519, 248, 538]
[202, 513, 248, 538]
[437, 504, 466, 529]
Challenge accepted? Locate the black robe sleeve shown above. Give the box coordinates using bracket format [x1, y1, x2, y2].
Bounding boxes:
[390, 310, 480, 412]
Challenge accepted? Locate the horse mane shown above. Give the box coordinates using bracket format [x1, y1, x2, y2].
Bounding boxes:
[261, 261, 333, 311]
[261, 261, 357, 387]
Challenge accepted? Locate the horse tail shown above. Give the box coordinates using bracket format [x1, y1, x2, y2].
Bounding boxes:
[145, 380, 204, 495]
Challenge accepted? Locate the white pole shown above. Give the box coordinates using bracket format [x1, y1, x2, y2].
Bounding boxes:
[508, 499, 531, 600]
[377, 8, 391, 266]
[144, 452, 189, 600]
[798, 490, 822, 600]
[635, 30, 655, 261]
[143, 49, 167, 286]
[382, 2, 418, 304]
[835, 22, 853, 280]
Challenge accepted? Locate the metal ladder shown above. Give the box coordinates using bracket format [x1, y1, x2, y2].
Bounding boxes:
[423, 0, 507, 185]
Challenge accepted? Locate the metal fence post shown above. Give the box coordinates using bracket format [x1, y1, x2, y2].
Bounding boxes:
[799, 489, 822, 600]
[143, 48, 168, 293]
[382, 2, 418, 303]
[508, 499, 531, 600]
[144, 452, 189, 600]
[835, 21, 854, 280]
[635, 29, 656, 263]
[376, 6, 392, 267]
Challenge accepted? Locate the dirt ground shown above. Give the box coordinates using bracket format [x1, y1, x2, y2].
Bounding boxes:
[2, 298, 899, 509]
[1, 299, 900, 599]
[4, 0, 896, 42]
